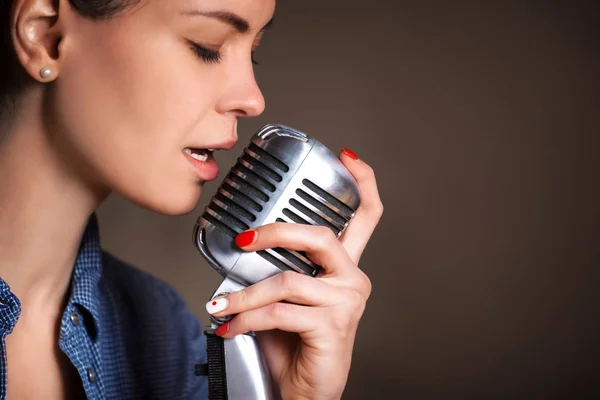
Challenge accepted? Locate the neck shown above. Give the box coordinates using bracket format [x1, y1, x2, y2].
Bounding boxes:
[0, 92, 110, 311]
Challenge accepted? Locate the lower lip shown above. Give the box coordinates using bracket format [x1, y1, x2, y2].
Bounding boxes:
[184, 151, 219, 181]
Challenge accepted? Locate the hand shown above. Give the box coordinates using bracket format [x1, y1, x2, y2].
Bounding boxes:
[206, 148, 383, 400]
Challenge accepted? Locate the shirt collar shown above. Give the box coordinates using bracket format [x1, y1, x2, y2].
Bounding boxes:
[69, 213, 103, 340]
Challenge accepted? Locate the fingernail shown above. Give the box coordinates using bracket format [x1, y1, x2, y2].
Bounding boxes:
[342, 148, 359, 160]
[206, 297, 228, 314]
[215, 322, 230, 337]
[236, 230, 256, 248]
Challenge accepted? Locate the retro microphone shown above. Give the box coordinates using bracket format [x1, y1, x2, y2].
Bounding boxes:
[193, 124, 360, 400]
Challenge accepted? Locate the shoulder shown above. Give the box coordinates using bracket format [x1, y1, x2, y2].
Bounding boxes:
[98, 251, 207, 399]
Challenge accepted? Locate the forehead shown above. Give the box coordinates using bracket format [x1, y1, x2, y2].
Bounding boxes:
[156, 0, 276, 28]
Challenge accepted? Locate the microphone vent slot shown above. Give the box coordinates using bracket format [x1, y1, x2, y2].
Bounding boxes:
[226, 174, 270, 203]
[202, 201, 250, 237]
[289, 199, 340, 236]
[247, 143, 290, 173]
[257, 247, 318, 276]
[206, 204, 250, 232]
[271, 248, 318, 276]
[279, 179, 357, 238]
[240, 153, 283, 183]
[295, 189, 347, 226]
[213, 192, 256, 223]
[233, 164, 276, 193]
[282, 208, 311, 225]
[220, 183, 263, 212]
[202, 213, 236, 237]
[302, 179, 355, 219]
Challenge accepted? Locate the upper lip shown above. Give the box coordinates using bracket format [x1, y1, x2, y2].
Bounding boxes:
[187, 138, 238, 151]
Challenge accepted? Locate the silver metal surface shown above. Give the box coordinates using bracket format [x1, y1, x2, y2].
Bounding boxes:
[194, 124, 361, 400]
[223, 334, 275, 400]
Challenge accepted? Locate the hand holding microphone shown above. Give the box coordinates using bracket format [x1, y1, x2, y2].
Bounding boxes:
[195, 125, 383, 400]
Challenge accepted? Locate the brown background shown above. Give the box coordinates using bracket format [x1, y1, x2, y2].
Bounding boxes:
[97, 1, 600, 398]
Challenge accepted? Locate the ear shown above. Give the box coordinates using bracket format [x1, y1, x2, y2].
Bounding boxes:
[11, 0, 67, 83]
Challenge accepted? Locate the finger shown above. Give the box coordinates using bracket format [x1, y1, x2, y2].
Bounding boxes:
[215, 303, 322, 339]
[205, 270, 339, 317]
[339, 148, 384, 263]
[234, 223, 356, 276]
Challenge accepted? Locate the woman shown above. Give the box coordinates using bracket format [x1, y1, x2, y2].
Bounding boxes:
[0, 0, 383, 398]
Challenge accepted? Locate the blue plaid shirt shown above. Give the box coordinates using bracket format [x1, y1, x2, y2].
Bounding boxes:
[0, 214, 208, 399]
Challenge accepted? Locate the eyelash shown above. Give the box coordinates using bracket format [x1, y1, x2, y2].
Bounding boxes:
[189, 42, 259, 65]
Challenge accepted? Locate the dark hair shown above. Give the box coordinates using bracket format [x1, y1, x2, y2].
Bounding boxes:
[0, 0, 140, 123]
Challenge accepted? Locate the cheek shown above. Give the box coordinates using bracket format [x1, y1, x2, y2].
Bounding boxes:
[52, 18, 220, 214]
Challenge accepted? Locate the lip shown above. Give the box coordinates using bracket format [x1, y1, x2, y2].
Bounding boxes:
[183, 151, 219, 181]
[189, 138, 238, 151]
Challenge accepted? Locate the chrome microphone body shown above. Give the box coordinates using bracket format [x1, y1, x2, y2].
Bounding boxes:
[193, 124, 360, 400]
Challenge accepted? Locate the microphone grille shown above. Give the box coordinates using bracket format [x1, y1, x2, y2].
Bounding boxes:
[198, 124, 360, 280]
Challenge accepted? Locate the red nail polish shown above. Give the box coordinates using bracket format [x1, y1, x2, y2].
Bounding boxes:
[215, 322, 230, 337]
[342, 148, 359, 160]
[236, 230, 256, 248]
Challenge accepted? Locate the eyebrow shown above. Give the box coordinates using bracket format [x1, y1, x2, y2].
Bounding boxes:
[182, 10, 274, 34]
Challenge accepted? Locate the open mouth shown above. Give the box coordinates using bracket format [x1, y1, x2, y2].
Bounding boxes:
[183, 147, 215, 162]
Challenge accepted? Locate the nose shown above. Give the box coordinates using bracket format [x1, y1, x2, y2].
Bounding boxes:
[216, 65, 266, 118]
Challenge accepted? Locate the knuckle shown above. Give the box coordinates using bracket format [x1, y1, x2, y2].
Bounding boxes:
[362, 201, 384, 222]
[329, 290, 365, 333]
[235, 288, 250, 308]
[343, 289, 367, 327]
[373, 200, 384, 217]
[348, 289, 366, 311]
[268, 302, 288, 320]
[359, 274, 373, 299]
[307, 226, 327, 253]
[271, 222, 286, 239]
[279, 271, 298, 295]
[328, 309, 344, 331]
[316, 226, 337, 246]
[360, 163, 376, 180]
[330, 310, 352, 335]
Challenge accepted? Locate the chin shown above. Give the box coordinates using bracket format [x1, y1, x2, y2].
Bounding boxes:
[122, 184, 203, 216]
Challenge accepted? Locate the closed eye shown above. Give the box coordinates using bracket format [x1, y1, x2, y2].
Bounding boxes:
[188, 41, 222, 63]
[188, 40, 260, 66]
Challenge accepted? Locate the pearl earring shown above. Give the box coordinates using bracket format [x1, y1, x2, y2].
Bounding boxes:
[39, 67, 52, 79]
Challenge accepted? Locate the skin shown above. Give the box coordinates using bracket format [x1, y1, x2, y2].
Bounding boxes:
[0, 0, 383, 399]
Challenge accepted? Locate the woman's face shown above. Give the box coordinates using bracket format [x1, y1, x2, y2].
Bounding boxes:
[50, 0, 275, 214]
